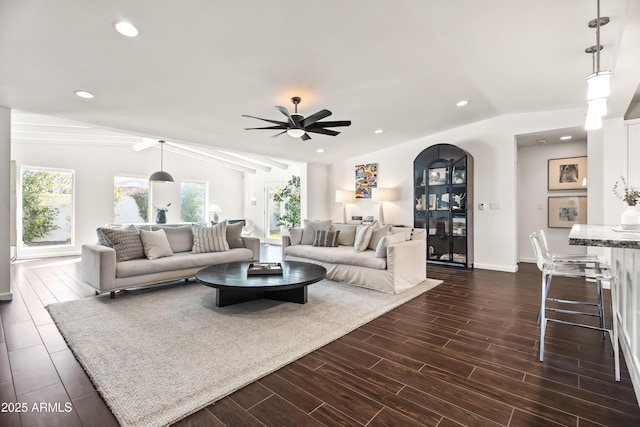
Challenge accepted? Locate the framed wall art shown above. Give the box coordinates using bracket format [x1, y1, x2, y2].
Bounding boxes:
[548, 196, 587, 228]
[548, 156, 587, 191]
[355, 163, 377, 198]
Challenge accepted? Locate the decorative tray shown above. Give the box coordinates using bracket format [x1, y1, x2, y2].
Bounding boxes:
[247, 262, 283, 275]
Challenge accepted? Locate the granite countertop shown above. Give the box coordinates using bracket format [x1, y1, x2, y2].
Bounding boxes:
[569, 224, 640, 249]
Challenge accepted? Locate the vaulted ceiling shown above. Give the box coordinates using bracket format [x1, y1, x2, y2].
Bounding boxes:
[1, 0, 639, 165]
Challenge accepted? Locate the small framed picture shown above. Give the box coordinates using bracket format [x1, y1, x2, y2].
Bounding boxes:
[548, 156, 587, 190]
[548, 196, 587, 228]
[452, 167, 466, 184]
[428, 168, 447, 185]
[428, 194, 437, 210]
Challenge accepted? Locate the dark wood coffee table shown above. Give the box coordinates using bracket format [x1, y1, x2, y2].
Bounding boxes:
[196, 261, 327, 307]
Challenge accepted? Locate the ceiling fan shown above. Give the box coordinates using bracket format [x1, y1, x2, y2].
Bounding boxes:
[242, 97, 351, 141]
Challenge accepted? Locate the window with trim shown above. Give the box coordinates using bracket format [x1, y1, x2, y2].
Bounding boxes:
[114, 176, 149, 223]
[21, 167, 74, 248]
[181, 181, 206, 223]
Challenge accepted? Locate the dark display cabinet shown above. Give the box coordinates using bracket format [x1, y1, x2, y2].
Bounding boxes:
[414, 144, 473, 268]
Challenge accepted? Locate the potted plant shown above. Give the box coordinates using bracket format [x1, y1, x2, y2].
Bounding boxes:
[613, 175, 640, 230]
[272, 176, 300, 233]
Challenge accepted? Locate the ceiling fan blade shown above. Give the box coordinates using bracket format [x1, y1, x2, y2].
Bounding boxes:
[301, 132, 312, 141]
[305, 128, 340, 136]
[301, 109, 332, 127]
[271, 130, 288, 138]
[307, 120, 351, 129]
[242, 114, 288, 126]
[275, 106, 296, 127]
[244, 125, 287, 130]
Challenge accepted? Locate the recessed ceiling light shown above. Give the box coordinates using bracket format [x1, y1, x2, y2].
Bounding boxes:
[560, 135, 572, 140]
[114, 21, 139, 37]
[374, 129, 384, 134]
[536, 139, 547, 145]
[316, 148, 325, 153]
[74, 90, 94, 99]
[456, 100, 469, 107]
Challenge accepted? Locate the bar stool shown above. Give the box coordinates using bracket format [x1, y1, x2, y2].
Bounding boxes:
[529, 231, 619, 381]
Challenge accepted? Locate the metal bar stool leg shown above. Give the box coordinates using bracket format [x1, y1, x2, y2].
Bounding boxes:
[596, 278, 605, 339]
[537, 275, 553, 325]
[540, 273, 549, 362]
[610, 277, 620, 382]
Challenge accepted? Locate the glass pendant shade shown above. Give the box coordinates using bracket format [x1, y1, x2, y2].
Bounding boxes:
[286, 128, 305, 138]
[585, 114, 603, 131]
[586, 71, 612, 100]
[587, 97, 607, 117]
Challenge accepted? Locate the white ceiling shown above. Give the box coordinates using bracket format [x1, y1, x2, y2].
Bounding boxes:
[1, 0, 639, 165]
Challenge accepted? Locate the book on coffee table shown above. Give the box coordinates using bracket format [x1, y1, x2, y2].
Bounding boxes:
[247, 262, 283, 275]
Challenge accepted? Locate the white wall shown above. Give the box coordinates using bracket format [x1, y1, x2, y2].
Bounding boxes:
[0, 107, 12, 300]
[12, 141, 244, 257]
[324, 108, 587, 272]
[517, 141, 588, 262]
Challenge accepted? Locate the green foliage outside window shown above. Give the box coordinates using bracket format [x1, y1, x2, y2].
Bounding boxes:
[22, 170, 71, 244]
[272, 175, 301, 228]
[181, 182, 205, 223]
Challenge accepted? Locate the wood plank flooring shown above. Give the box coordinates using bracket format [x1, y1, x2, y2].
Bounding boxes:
[1, 245, 638, 426]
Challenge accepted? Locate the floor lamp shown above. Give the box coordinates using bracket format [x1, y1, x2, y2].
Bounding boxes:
[335, 190, 354, 224]
[372, 187, 395, 225]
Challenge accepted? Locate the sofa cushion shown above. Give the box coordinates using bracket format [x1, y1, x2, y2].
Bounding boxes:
[192, 222, 229, 253]
[226, 221, 245, 248]
[313, 230, 340, 247]
[368, 225, 391, 250]
[390, 227, 412, 241]
[284, 245, 386, 270]
[289, 228, 303, 245]
[99, 225, 145, 262]
[330, 224, 357, 246]
[375, 232, 406, 257]
[140, 229, 174, 260]
[116, 248, 253, 278]
[354, 225, 373, 252]
[301, 219, 332, 245]
[152, 225, 193, 253]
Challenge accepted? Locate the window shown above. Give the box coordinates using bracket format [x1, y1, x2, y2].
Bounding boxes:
[21, 167, 74, 248]
[181, 181, 206, 223]
[114, 176, 149, 223]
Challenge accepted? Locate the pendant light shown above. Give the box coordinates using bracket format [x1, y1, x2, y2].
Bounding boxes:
[584, 0, 611, 130]
[149, 140, 174, 183]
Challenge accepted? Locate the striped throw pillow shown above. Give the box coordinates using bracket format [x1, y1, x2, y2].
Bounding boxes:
[312, 230, 340, 247]
[192, 221, 230, 253]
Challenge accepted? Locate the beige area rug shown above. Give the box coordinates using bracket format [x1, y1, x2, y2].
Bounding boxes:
[47, 278, 442, 427]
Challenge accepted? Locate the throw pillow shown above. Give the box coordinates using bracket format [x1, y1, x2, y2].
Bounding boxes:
[368, 224, 391, 250]
[288, 228, 303, 246]
[375, 232, 406, 257]
[100, 225, 145, 262]
[96, 227, 114, 247]
[226, 221, 245, 249]
[139, 229, 174, 260]
[330, 224, 357, 246]
[301, 219, 332, 245]
[192, 221, 230, 253]
[312, 230, 340, 247]
[152, 225, 194, 253]
[390, 227, 412, 241]
[353, 225, 373, 252]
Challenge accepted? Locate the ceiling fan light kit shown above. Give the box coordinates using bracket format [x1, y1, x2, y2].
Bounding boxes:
[243, 96, 351, 141]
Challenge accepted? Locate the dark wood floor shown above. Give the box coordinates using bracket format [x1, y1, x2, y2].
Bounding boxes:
[1, 245, 639, 426]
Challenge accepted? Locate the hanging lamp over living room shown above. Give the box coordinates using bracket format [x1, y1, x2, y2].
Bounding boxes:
[149, 140, 174, 183]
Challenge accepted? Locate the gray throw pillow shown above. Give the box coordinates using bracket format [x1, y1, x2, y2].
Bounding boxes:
[100, 225, 145, 262]
[354, 225, 373, 252]
[312, 230, 340, 247]
[192, 221, 230, 253]
[226, 221, 245, 248]
[289, 228, 303, 245]
[140, 229, 174, 260]
[301, 219, 332, 245]
[368, 225, 391, 250]
[152, 225, 194, 253]
[375, 232, 406, 257]
[330, 224, 357, 246]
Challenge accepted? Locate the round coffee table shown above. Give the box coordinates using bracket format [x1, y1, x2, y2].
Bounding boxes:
[196, 261, 327, 307]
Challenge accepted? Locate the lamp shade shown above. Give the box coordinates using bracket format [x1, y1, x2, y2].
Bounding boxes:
[585, 113, 602, 130]
[335, 189, 354, 203]
[587, 97, 607, 117]
[586, 71, 612, 100]
[208, 203, 223, 213]
[149, 170, 174, 183]
[371, 187, 395, 202]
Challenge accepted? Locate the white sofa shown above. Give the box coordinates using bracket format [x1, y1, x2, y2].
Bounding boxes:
[282, 222, 427, 294]
[82, 223, 260, 296]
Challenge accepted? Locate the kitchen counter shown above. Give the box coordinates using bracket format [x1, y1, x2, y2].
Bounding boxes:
[569, 224, 640, 249]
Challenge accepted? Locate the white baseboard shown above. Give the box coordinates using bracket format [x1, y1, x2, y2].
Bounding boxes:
[473, 263, 518, 273]
[0, 291, 13, 301]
